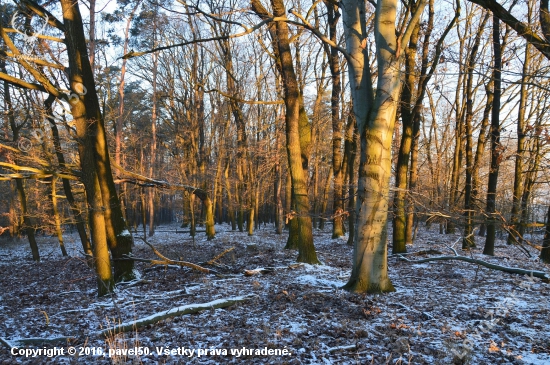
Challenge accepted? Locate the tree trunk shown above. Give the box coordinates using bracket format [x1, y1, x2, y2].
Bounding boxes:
[44, 95, 93, 261]
[508, 43, 530, 245]
[224, 159, 236, 230]
[270, 0, 319, 264]
[325, 2, 344, 239]
[345, 113, 358, 247]
[51, 177, 68, 257]
[392, 20, 420, 254]
[148, 50, 158, 237]
[318, 166, 333, 230]
[484, 15, 502, 255]
[541, 204, 550, 263]
[342, 0, 424, 292]
[2, 62, 39, 261]
[274, 134, 284, 234]
[62, 0, 135, 286]
[16, 178, 39, 261]
[462, 13, 489, 250]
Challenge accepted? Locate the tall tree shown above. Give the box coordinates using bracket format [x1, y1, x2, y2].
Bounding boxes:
[341, 0, 426, 292]
[483, 15, 502, 255]
[251, 0, 319, 263]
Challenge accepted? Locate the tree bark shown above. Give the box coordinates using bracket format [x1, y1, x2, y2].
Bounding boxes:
[61, 0, 135, 286]
[508, 42, 530, 245]
[325, 1, 345, 239]
[541, 204, 550, 263]
[51, 177, 68, 256]
[269, 0, 319, 264]
[43, 95, 93, 261]
[342, 0, 425, 292]
[392, 20, 420, 254]
[484, 15, 502, 255]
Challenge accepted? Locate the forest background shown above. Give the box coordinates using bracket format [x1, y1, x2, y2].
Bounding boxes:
[1, 0, 550, 296]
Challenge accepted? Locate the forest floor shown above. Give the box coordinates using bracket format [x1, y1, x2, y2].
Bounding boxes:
[0, 223, 549, 365]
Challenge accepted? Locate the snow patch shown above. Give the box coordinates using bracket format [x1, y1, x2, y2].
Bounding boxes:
[295, 274, 345, 288]
[118, 229, 131, 237]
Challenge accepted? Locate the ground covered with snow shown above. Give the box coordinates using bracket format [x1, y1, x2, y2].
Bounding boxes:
[0, 223, 549, 364]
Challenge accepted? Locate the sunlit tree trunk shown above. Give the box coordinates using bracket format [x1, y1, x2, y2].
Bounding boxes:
[267, 0, 319, 263]
[462, 12, 489, 250]
[392, 20, 420, 254]
[508, 43, 530, 245]
[61, 0, 134, 285]
[51, 177, 68, 256]
[342, 0, 425, 292]
[43, 95, 93, 262]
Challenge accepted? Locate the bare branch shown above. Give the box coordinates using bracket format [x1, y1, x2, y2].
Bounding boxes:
[204, 88, 283, 104]
[20, 0, 66, 31]
[398, 254, 549, 280]
[468, 0, 550, 60]
[0, 71, 46, 91]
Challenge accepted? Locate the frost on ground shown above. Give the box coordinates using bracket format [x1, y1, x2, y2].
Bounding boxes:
[0, 223, 549, 364]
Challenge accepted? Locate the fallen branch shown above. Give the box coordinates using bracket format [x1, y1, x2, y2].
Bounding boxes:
[327, 344, 356, 353]
[244, 268, 275, 276]
[390, 249, 443, 257]
[398, 255, 549, 280]
[244, 263, 303, 276]
[139, 238, 210, 273]
[118, 255, 211, 273]
[0, 336, 75, 348]
[98, 295, 255, 336]
[206, 247, 235, 265]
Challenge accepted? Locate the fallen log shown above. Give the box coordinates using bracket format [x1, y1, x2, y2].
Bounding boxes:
[0, 336, 75, 348]
[398, 255, 549, 280]
[98, 295, 255, 336]
[244, 263, 303, 276]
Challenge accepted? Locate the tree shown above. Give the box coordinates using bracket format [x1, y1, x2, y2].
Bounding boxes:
[250, 0, 319, 264]
[341, 0, 426, 292]
[392, 0, 458, 253]
[483, 14, 503, 255]
[0, 0, 137, 295]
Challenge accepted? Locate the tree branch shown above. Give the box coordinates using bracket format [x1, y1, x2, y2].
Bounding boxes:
[398, 254, 549, 280]
[468, 0, 550, 60]
[204, 88, 283, 104]
[0, 71, 46, 91]
[20, 0, 66, 31]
